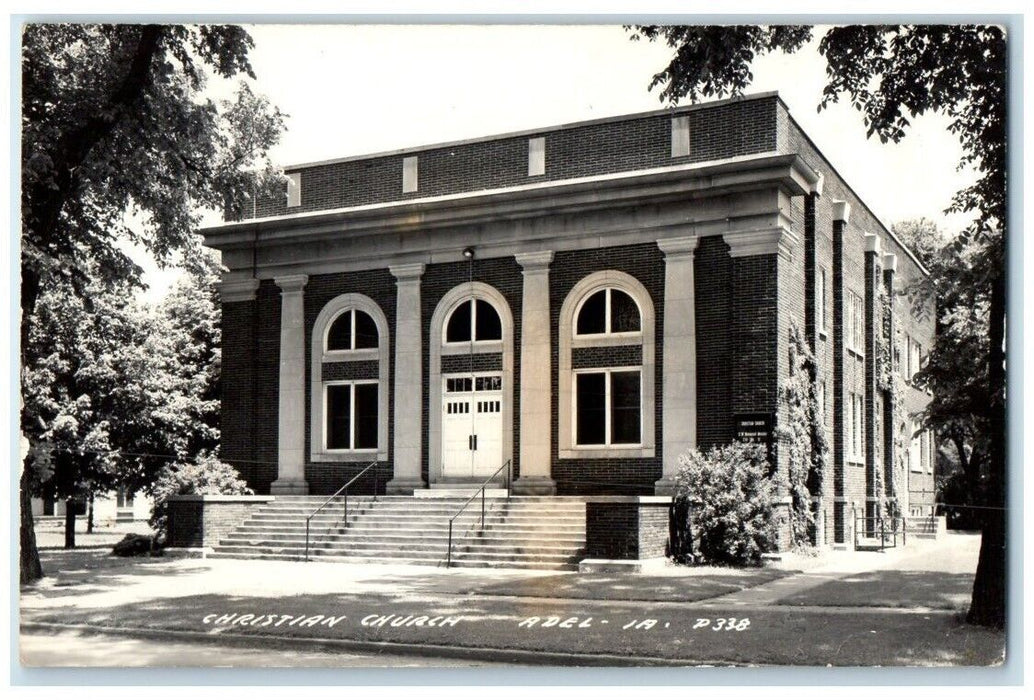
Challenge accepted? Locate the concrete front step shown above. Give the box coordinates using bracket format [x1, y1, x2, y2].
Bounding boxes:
[207, 551, 577, 571]
[212, 494, 591, 571]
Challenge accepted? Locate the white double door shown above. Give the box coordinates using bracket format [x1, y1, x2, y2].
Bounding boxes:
[441, 373, 503, 479]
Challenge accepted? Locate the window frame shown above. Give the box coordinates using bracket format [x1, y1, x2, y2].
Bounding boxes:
[817, 266, 828, 338]
[572, 287, 644, 340]
[323, 379, 380, 453]
[558, 270, 655, 459]
[442, 297, 505, 349]
[572, 366, 644, 449]
[324, 307, 380, 357]
[310, 293, 390, 463]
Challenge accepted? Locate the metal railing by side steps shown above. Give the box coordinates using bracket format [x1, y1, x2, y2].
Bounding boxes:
[304, 460, 379, 562]
[445, 459, 512, 568]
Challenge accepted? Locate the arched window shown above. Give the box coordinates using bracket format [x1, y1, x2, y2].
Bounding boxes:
[575, 288, 641, 336]
[558, 271, 655, 458]
[326, 308, 379, 351]
[444, 298, 503, 344]
[310, 294, 390, 462]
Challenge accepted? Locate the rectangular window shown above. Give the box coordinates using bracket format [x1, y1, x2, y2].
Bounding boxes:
[909, 421, 922, 472]
[817, 267, 828, 336]
[575, 369, 642, 447]
[817, 380, 826, 427]
[326, 382, 378, 451]
[848, 391, 865, 462]
[846, 291, 865, 354]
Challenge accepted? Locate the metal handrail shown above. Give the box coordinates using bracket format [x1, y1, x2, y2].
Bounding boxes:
[304, 460, 378, 561]
[853, 514, 906, 551]
[445, 459, 512, 568]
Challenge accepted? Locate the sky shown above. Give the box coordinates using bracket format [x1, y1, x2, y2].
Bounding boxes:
[132, 23, 981, 301]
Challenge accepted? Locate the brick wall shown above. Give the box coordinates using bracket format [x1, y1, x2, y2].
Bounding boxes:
[550, 243, 665, 495]
[166, 497, 271, 548]
[585, 500, 670, 560]
[243, 96, 781, 220]
[303, 268, 397, 495]
[695, 236, 735, 449]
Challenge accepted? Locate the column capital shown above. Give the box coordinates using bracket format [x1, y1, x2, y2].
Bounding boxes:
[724, 226, 799, 261]
[389, 262, 426, 281]
[657, 234, 700, 258]
[218, 278, 260, 302]
[864, 232, 882, 256]
[274, 274, 308, 294]
[515, 250, 554, 272]
[811, 172, 825, 197]
[883, 253, 898, 273]
[832, 200, 851, 224]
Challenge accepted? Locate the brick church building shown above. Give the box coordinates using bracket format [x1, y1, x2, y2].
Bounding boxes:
[203, 92, 936, 548]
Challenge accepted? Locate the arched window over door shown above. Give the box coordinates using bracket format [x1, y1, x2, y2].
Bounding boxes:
[429, 282, 514, 483]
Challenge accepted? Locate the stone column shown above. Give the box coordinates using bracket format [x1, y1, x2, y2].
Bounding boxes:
[513, 251, 556, 495]
[655, 235, 700, 495]
[271, 274, 309, 495]
[387, 263, 426, 494]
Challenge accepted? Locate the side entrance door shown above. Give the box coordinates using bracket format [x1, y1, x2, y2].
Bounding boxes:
[441, 373, 503, 480]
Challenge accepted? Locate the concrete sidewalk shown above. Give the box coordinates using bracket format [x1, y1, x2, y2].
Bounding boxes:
[20, 532, 1000, 667]
[21, 532, 980, 612]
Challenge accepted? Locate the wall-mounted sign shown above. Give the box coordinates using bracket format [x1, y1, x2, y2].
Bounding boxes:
[735, 413, 774, 445]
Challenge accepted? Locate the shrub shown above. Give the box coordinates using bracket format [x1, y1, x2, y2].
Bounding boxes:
[112, 533, 162, 557]
[149, 452, 252, 537]
[673, 441, 781, 565]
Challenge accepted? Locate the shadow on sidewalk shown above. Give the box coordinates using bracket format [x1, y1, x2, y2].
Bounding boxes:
[776, 569, 975, 610]
[23, 549, 210, 601]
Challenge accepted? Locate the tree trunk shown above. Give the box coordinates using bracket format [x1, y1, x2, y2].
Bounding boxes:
[87, 493, 95, 534]
[967, 265, 1006, 628]
[19, 462, 43, 584]
[64, 499, 76, 549]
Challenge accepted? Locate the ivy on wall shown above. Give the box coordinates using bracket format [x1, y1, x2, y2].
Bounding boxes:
[777, 319, 829, 548]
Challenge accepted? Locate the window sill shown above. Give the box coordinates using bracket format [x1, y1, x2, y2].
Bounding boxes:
[560, 446, 655, 459]
[442, 340, 503, 355]
[571, 334, 643, 349]
[311, 449, 387, 463]
[322, 348, 379, 363]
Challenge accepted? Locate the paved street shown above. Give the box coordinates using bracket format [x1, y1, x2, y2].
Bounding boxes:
[18, 532, 1005, 669]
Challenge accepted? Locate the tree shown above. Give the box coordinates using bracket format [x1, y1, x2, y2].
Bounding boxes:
[21, 254, 224, 549]
[895, 219, 992, 528]
[630, 24, 1007, 627]
[20, 24, 284, 583]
